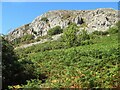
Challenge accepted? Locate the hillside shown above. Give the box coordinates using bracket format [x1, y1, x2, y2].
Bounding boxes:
[14, 32, 119, 88]
[2, 8, 120, 89]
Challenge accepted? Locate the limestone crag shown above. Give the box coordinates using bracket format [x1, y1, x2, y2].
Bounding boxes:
[6, 8, 118, 41]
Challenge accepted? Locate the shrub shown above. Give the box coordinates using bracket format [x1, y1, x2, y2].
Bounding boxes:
[35, 35, 49, 41]
[21, 79, 42, 88]
[12, 34, 34, 46]
[2, 37, 23, 89]
[116, 21, 120, 28]
[80, 23, 87, 28]
[107, 20, 120, 35]
[78, 29, 90, 41]
[48, 26, 63, 36]
[62, 23, 79, 47]
[12, 38, 21, 45]
[77, 29, 92, 46]
[92, 30, 109, 35]
[2, 36, 48, 89]
[41, 17, 49, 22]
[108, 26, 118, 34]
[80, 40, 93, 46]
[102, 31, 109, 35]
[21, 34, 34, 42]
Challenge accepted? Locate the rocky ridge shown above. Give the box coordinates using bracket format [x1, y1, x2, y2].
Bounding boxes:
[6, 8, 118, 41]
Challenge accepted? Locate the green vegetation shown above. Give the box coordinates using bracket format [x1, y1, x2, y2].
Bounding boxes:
[15, 41, 68, 56]
[92, 21, 119, 35]
[41, 17, 49, 22]
[14, 33, 119, 88]
[108, 26, 119, 34]
[2, 37, 19, 89]
[35, 35, 50, 42]
[77, 29, 90, 44]
[62, 23, 79, 47]
[21, 34, 34, 42]
[92, 30, 109, 35]
[62, 23, 92, 47]
[2, 37, 46, 89]
[3, 22, 120, 89]
[47, 26, 63, 36]
[12, 34, 34, 46]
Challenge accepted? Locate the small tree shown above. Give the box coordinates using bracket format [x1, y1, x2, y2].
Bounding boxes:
[77, 29, 91, 45]
[2, 37, 45, 89]
[62, 23, 79, 47]
[2, 37, 21, 89]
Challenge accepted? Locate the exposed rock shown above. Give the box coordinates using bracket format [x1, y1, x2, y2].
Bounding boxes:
[6, 8, 119, 41]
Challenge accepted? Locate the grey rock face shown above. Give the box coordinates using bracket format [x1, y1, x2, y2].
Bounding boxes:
[6, 8, 118, 41]
[6, 23, 32, 41]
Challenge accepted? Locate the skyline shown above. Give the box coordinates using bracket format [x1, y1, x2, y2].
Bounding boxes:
[2, 2, 119, 34]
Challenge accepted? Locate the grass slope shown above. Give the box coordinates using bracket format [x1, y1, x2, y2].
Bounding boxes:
[15, 34, 120, 88]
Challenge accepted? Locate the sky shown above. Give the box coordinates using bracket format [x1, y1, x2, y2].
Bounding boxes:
[1, 0, 120, 2]
[1, 2, 119, 35]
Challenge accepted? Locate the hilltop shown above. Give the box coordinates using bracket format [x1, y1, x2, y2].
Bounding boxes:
[6, 8, 118, 42]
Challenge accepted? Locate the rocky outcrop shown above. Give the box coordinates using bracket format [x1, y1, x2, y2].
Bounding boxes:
[6, 23, 32, 41]
[6, 8, 118, 41]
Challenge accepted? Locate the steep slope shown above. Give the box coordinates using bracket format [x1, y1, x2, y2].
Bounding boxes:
[6, 8, 118, 41]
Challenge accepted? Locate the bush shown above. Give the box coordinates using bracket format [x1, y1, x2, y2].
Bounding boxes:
[108, 26, 118, 34]
[62, 23, 79, 47]
[116, 21, 120, 28]
[41, 17, 49, 22]
[92, 30, 109, 35]
[12, 38, 21, 45]
[35, 35, 49, 41]
[48, 26, 63, 36]
[21, 34, 34, 42]
[77, 29, 92, 46]
[12, 34, 34, 46]
[78, 29, 90, 41]
[2, 37, 22, 89]
[8, 79, 42, 89]
[81, 40, 93, 46]
[21, 79, 42, 88]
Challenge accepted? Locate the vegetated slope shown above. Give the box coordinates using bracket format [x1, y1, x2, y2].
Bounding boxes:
[3, 8, 120, 89]
[14, 33, 120, 88]
[14, 34, 62, 49]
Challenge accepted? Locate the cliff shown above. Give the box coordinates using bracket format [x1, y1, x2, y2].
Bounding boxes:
[6, 8, 118, 41]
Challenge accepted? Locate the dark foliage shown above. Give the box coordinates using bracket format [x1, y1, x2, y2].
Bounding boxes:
[48, 26, 63, 36]
[2, 37, 47, 89]
[41, 17, 49, 22]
